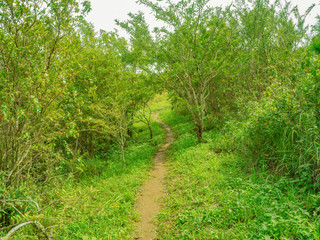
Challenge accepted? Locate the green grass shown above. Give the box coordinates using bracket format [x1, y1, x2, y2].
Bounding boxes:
[157, 107, 320, 240]
[5, 94, 320, 239]
[5, 113, 165, 240]
[149, 92, 172, 113]
[52, 121, 164, 239]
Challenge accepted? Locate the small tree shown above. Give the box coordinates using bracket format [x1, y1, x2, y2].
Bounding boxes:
[136, 0, 237, 142]
[0, 0, 87, 186]
[91, 102, 131, 168]
[136, 102, 153, 139]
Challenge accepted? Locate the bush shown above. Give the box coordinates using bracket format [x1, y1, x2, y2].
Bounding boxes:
[240, 56, 320, 189]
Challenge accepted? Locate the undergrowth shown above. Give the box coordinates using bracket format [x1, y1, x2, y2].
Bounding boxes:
[157, 107, 320, 239]
[1, 113, 165, 239]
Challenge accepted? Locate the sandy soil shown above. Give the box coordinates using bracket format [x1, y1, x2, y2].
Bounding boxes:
[134, 113, 174, 240]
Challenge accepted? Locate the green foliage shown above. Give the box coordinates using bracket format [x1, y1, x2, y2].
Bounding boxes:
[0, 0, 87, 187]
[0, 0, 160, 237]
[216, 0, 314, 118]
[311, 16, 320, 54]
[158, 108, 320, 239]
[51, 118, 164, 239]
[235, 56, 320, 189]
[116, 12, 154, 71]
[145, 0, 239, 142]
[1, 0, 320, 238]
[0, 114, 165, 239]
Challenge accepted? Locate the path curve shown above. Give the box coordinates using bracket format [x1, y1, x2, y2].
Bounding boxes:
[135, 113, 174, 239]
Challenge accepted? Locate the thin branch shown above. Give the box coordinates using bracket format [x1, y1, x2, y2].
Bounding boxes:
[0, 221, 33, 240]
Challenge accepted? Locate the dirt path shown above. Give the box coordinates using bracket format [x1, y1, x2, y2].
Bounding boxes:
[135, 113, 174, 240]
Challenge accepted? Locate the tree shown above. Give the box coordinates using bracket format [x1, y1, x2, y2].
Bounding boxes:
[90, 101, 132, 168]
[136, 102, 153, 139]
[116, 12, 154, 72]
[88, 69, 142, 168]
[231, 0, 315, 100]
[0, 0, 88, 186]
[311, 15, 320, 54]
[63, 22, 125, 160]
[136, 0, 237, 142]
[203, 0, 315, 120]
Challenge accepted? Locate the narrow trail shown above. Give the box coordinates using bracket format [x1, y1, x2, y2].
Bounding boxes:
[135, 113, 174, 240]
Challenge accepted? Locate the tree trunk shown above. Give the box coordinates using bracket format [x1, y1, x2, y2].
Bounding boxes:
[148, 124, 153, 139]
[121, 145, 126, 168]
[196, 123, 204, 143]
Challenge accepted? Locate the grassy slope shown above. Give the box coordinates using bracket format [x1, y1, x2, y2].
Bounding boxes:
[7, 106, 165, 239]
[54, 125, 165, 239]
[157, 107, 320, 240]
[48, 96, 172, 239]
[6, 95, 319, 239]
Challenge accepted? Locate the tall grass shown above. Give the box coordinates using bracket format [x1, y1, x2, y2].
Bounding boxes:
[0, 112, 165, 239]
[232, 57, 320, 190]
[157, 106, 320, 239]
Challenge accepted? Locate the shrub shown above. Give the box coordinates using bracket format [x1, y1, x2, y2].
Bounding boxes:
[241, 56, 320, 189]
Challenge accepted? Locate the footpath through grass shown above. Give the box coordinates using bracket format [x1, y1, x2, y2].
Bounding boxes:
[6, 95, 319, 239]
[47, 95, 171, 239]
[5, 100, 166, 239]
[157, 107, 320, 239]
[54, 123, 164, 239]
[53, 121, 166, 238]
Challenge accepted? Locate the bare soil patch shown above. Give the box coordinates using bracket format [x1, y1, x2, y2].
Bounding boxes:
[135, 113, 174, 239]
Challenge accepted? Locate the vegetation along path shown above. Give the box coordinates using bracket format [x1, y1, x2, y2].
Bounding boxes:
[135, 113, 174, 239]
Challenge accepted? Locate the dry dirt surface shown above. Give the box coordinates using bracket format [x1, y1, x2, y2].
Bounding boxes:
[135, 113, 174, 240]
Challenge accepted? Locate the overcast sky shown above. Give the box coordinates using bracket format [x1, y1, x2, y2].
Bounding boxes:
[86, 0, 320, 37]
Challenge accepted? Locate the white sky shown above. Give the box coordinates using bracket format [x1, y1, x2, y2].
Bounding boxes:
[86, 0, 320, 37]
